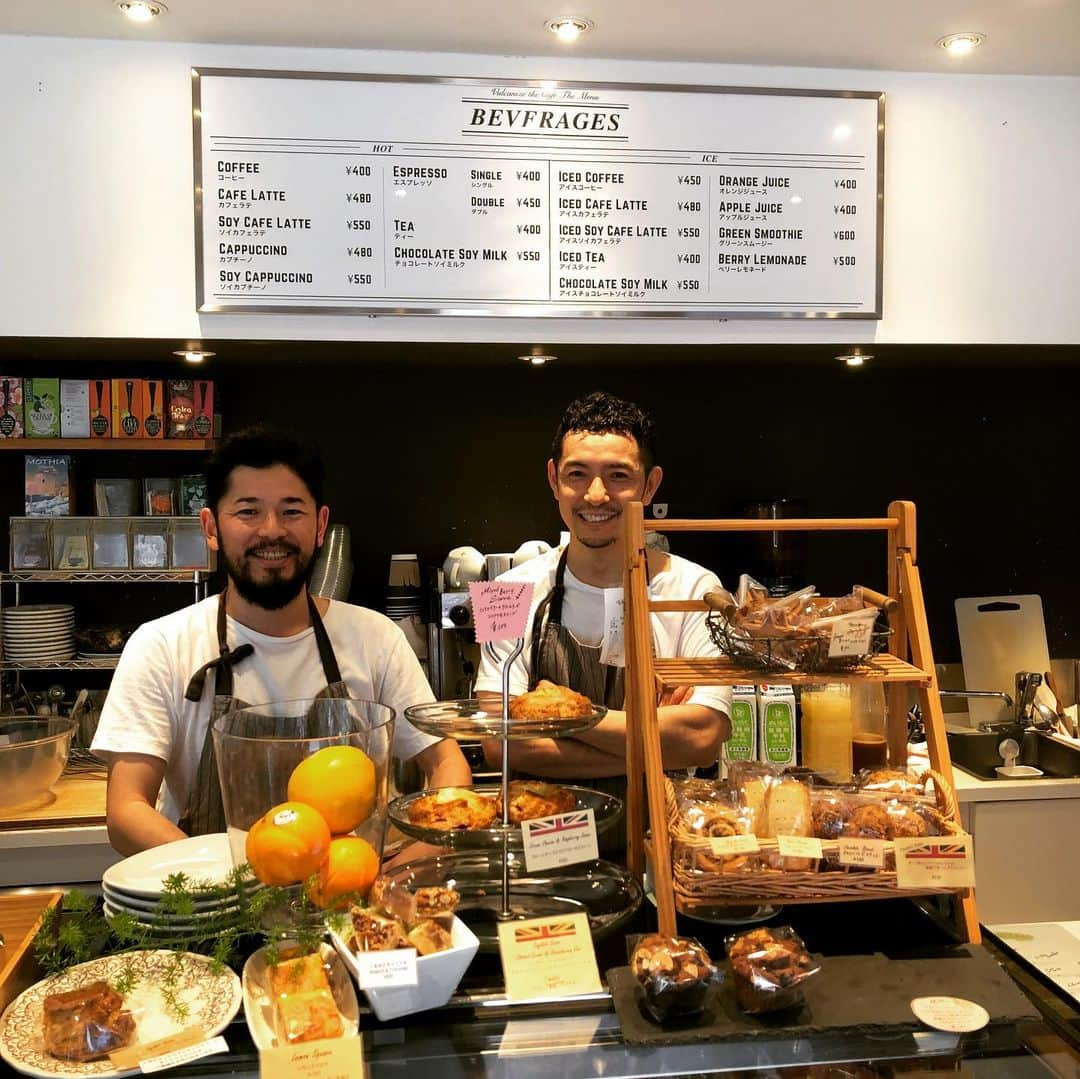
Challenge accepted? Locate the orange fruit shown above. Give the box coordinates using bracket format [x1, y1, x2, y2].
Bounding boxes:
[307, 835, 381, 910]
[245, 801, 331, 886]
[287, 745, 377, 835]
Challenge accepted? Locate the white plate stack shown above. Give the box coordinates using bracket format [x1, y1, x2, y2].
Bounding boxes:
[101, 832, 243, 934]
[2, 604, 75, 663]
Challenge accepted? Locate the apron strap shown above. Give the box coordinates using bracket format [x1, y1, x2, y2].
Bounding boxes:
[183, 590, 254, 702]
[308, 593, 344, 685]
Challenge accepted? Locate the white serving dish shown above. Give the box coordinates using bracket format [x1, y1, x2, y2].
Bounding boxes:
[242, 941, 359, 1050]
[102, 833, 232, 897]
[330, 917, 479, 1021]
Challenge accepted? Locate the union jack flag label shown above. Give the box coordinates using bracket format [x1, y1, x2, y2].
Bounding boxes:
[497, 912, 602, 1002]
[522, 808, 599, 872]
[513, 920, 578, 943]
[895, 834, 974, 889]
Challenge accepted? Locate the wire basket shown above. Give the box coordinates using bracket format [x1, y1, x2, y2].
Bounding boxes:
[706, 610, 892, 674]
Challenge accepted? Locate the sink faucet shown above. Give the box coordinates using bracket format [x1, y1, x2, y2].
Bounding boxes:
[938, 688, 1022, 734]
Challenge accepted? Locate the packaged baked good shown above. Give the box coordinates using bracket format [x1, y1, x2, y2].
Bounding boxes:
[810, 788, 851, 840]
[407, 919, 454, 956]
[726, 927, 819, 1014]
[858, 768, 923, 796]
[414, 885, 460, 921]
[509, 680, 593, 720]
[407, 787, 497, 830]
[268, 951, 343, 1045]
[495, 779, 575, 822]
[42, 981, 136, 1062]
[631, 934, 718, 1023]
[763, 775, 815, 871]
[368, 876, 418, 926]
[350, 909, 409, 952]
[670, 778, 758, 876]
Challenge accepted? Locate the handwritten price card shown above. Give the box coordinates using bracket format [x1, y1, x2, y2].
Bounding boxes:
[894, 834, 975, 889]
[838, 838, 887, 869]
[522, 809, 599, 871]
[497, 912, 601, 1001]
[260, 1038, 363, 1079]
[469, 581, 534, 643]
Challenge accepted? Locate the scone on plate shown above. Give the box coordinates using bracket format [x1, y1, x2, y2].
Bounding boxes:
[509, 680, 593, 720]
[495, 779, 576, 822]
[407, 787, 497, 830]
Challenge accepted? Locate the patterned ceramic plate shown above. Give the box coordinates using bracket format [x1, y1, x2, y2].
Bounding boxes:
[0, 951, 241, 1078]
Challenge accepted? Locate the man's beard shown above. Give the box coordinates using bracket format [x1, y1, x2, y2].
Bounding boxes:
[576, 533, 617, 549]
[224, 541, 318, 610]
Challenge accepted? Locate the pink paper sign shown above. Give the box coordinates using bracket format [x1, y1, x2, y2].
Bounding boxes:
[469, 581, 534, 643]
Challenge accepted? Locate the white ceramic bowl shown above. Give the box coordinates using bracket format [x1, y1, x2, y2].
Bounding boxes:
[331, 916, 479, 1021]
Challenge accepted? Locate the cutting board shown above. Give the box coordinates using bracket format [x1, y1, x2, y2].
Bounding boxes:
[955, 595, 1051, 729]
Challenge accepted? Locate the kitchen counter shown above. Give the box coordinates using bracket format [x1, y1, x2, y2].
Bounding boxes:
[0, 769, 117, 887]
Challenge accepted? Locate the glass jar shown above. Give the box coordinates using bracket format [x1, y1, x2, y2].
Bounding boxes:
[800, 683, 853, 780]
[850, 682, 889, 773]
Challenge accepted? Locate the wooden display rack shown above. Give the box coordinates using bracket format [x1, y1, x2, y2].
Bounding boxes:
[621, 500, 980, 945]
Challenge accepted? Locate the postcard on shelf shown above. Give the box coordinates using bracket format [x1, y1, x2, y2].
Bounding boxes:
[180, 475, 208, 515]
[25, 377, 61, 438]
[0, 377, 25, 438]
[90, 379, 111, 438]
[60, 379, 90, 438]
[111, 378, 145, 438]
[94, 477, 139, 516]
[142, 379, 165, 438]
[144, 477, 177, 516]
[25, 454, 72, 516]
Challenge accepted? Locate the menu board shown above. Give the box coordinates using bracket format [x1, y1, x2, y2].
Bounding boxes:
[193, 70, 883, 319]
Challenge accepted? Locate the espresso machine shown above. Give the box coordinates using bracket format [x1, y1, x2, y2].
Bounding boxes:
[427, 567, 481, 700]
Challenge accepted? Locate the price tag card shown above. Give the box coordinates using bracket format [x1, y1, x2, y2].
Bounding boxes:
[708, 834, 760, 857]
[894, 835, 975, 889]
[599, 588, 625, 667]
[838, 838, 888, 869]
[827, 609, 878, 657]
[522, 809, 599, 871]
[109, 1027, 207, 1070]
[260, 1036, 363, 1079]
[469, 581, 534, 643]
[351, 947, 418, 988]
[497, 911, 602, 1002]
[910, 995, 990, 1033]
[141, 1037, 229, 1074]
[777, 835, 823, 860]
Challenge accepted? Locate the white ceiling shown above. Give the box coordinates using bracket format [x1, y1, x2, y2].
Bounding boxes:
[3, 0, 1078, 76]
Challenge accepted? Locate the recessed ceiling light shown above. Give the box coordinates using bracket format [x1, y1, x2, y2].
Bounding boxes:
[173, 349, 215, 364]
[938, 32, 985, 57]
[115, 0, 168, 23]
[519, 353, 556, 366]
[835, 348, 872, 368]
[546, 17, 593, 43]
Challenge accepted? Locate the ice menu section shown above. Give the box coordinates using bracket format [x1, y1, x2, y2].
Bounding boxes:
[194, 71, 883, 318]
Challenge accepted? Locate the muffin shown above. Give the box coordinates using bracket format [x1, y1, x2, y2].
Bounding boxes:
[495, 780, 576, 822]
[727, 927, 818, 1014]
[509, 680, 593, 720]
[631, 934, 717, 1022]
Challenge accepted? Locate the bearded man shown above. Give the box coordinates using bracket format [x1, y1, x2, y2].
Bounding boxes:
[94, 428, 468, 854]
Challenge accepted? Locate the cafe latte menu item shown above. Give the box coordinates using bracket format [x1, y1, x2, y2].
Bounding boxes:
[195, 72, 881, 318]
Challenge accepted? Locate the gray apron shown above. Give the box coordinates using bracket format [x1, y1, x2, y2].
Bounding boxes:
[177, 590, 348, 836]
[525, 548, 655, 856]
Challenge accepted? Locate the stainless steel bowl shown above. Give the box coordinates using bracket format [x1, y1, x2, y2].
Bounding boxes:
[0, 717, 76, 809]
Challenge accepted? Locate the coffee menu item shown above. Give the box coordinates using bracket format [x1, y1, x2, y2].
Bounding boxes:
[112, 378, 144, 438]
[142, 380, 165, 439]
[194, 72, 882, 319]
[90, 380, 111, 438]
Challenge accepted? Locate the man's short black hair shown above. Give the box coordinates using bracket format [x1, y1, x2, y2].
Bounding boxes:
[550, 391, 657, 471]
[206, 427, 326, 514]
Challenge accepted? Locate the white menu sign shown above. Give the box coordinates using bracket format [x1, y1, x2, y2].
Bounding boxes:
[194, 71, 883, 318]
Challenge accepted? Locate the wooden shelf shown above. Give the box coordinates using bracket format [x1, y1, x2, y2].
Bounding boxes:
[653, 652, 932, 689]
[0, 439, 215, 452]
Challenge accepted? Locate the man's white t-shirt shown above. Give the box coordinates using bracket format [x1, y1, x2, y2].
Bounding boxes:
[474, 547, 732, 717]
[92, 596, 438, 823]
